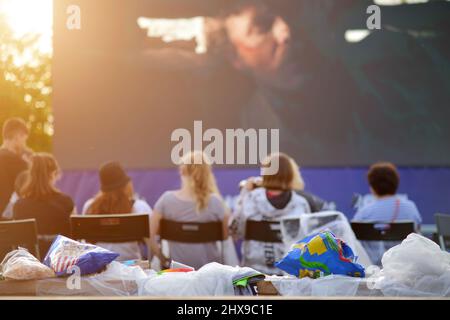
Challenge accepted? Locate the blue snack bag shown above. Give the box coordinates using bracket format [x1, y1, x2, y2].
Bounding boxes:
[275, 231, 365, 278]
[43, 235, 119, 276]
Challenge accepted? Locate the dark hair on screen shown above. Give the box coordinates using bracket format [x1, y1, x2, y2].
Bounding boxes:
[223, 0, 277, 32]
[367, 162, 400, 196]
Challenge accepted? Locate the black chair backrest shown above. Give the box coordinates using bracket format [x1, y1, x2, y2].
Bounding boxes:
[435, 213, 450, 250]
[70, 213, 150, 243]
[0, 219, 39, 260]
[351, 221, 415, 241]
[435, 213, 450, 238]
[160, 219, 223, 243]
[245, 220, 283, 243]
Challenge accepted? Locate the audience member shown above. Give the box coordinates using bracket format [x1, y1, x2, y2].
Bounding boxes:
[231, 152, 311, 274]
[83, 161, 152, 260]
[353, 162, 422, 226]
[352, 162, 422, 265]
[150, 151, 229, 270]
[0, 118, 32, 216]
[13, 153, 74, 257]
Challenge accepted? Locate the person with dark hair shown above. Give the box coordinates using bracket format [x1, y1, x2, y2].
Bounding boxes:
[82, 161, 152, 261]
[352, 162, 422, 265]
[352, 162, 422, 227]
[0, 118, 32, 216]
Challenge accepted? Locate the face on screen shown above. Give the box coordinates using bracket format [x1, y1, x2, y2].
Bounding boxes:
[224, 4, 302, 90]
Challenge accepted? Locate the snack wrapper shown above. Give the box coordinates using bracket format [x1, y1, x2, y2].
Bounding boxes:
[43, 235, 119, 276]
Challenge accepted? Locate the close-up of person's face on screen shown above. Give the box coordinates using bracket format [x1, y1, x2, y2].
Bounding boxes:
[45, 0, 450, 169]
[224, 3, 302, 90]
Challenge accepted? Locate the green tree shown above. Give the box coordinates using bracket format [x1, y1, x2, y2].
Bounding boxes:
[0, 15, 52, 151]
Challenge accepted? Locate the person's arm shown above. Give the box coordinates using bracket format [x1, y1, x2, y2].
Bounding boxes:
[222, 209, 230, 240]
[0, 168, 12, 215]
[150, 210, 171, 269]
[230, 190, 253, 240]
[81, 200, 92, 215]
[71, 205, 77, 215]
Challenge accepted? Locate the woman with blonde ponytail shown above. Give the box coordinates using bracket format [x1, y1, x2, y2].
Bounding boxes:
[150, 151, 229, 269]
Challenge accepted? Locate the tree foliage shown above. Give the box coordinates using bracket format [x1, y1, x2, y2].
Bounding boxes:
[0, 15, 52, 151]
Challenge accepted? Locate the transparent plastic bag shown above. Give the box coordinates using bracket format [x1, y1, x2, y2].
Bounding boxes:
[1, 248, 55, 280]
[83, 261, 151, 296]
[137, 262, 258, 296]
[375, 233, 450, 297]
[268, 275, 364, 297]
[36, 261, 152, 296]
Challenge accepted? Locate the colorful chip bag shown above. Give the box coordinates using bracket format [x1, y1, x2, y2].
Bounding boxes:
[275, 231, 365, 278]
[43, 235, 119, 276]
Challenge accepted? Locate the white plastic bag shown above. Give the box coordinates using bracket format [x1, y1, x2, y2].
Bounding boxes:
[137, 262, 257, 296]
[222, 237, 239, 266]
[85, 261, 151, 296]
[36, 261, 152, 296]
[375, 233, 450, 297]
[1, 248, 55, 280]
[268, 275, 366, 297]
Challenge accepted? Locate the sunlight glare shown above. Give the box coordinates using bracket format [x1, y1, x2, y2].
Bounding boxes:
[0, 0, 53, 54]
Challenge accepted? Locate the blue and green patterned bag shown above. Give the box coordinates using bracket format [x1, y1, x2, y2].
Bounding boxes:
[275, 231, 365, 278]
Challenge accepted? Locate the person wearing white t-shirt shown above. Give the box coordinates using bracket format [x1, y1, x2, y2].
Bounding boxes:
[82, 161, 152, 260]
[231, 153, 311, 275]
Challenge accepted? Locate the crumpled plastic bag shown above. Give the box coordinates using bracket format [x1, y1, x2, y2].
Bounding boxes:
[1, 248, 55, 280]
[276, 231, 365, 278]
[137, 262, 260, 296]
[373, 233, 450, 297]
[36, 261, 152, 296]
[267, 274, 378, 297]
[43, 235, 119, 276]
[280, 211, 372, 267]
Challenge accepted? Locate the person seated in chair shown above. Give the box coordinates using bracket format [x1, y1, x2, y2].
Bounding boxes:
[13, 153, 75, 258]
[352, 162, 422, 265]
[231, 152, 311, 275]
[352, 162, 422, 227]
[150, 151, 229, 270]
[83, 161, 152, 261]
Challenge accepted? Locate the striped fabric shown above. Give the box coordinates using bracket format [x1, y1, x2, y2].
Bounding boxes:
[352, 195, 422, 226]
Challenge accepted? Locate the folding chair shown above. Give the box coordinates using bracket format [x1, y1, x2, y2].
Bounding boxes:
[244, 220, 283, 243]
[160, 219, 224, 263]
[70, 213, 150, 243]
[0, 219, 39, 261]
[435, 213, 450, 251]
[351, 221, 415, 241]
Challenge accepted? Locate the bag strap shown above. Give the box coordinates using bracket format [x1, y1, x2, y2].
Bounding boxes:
[391, 198, 401, 223]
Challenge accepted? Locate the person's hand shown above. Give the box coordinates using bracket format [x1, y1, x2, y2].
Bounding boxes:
[244, 177, 262, 191]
